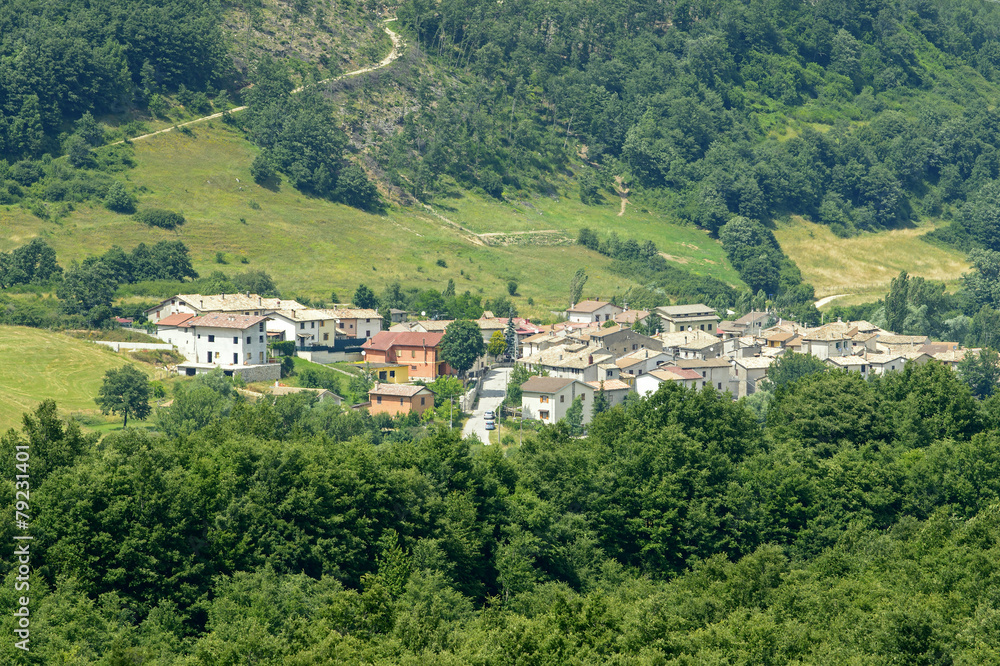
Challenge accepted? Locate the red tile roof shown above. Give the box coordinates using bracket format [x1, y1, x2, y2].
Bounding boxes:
[157, 313, 196, 327]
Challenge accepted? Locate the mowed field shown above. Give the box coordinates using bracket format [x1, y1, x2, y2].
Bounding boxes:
[0, 326, 148, 432]
[774, 216, 970, 305]
[0, 122, 743, 316]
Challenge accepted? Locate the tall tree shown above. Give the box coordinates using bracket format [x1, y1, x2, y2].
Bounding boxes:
[959, 348, 1000, 399]
[95, 365, 151, 427]
[439, 319, 485, 382]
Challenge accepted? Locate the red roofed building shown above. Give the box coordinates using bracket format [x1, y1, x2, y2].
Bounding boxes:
[361, 331, 453, 380]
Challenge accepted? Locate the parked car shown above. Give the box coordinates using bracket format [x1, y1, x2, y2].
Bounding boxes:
[485, 420, 496, 430]
[484, 410, 496, 420]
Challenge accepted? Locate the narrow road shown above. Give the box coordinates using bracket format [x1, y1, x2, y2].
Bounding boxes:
[113, 20, 403, 146]
[462, 366, 512, 444]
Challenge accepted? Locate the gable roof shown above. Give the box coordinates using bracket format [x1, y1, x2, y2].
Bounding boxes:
[651, 367, 703, 381]
[568, 300, 621, 314]
[157, 313, 196, 327]
[734, 311, 771, 326]
[369, 383, 434, 397]
[362, 331, 445, 351]
[189, 313, 269, 330]
[521, 376, 579, 393]
[587, 379, 632, 391]
[160, 293, 306, 313]
[672, 358, 733, 369]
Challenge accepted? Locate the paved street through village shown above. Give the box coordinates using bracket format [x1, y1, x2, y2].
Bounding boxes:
[462, 366, 512, 444]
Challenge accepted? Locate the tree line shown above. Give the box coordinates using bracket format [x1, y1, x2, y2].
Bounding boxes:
[4, 356, 1000, 660]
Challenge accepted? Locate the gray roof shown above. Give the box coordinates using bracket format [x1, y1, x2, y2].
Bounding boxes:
[657, 304, 717, 317]
[521, 376, 578, 393]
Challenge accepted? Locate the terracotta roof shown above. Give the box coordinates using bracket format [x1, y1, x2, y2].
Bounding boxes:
[652, 367, 702, 381]
[169, 293, 305, 313]
[520, 344, 613, 369]
[876, 333, 930, 345]
[369, 383, 434, 397]
[933, 349, 978, 363]
[521, 376, 578, 393]
[190, 313, 269, 330]
[362, 331, 445, 351]
[615, 309, 650, 324]
[587, 379, 632, 391]
[672, 358, 733, 369]
[568, 300, 620, 313]
[765, 331, 795, 342]
[733, 357, 776, 369]
[327, 307, 381, 319]
[157, 313, 196, 327]
[390, 320, 453, 332]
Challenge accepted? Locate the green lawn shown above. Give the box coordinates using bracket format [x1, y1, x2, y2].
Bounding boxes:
[0, 326, 155, 432]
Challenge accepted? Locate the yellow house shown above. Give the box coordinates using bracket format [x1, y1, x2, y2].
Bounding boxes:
[361, 362, 409, 384]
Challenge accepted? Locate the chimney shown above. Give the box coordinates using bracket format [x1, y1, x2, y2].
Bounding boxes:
[259, 296, 262, 306]
[588, 354, 593, 364]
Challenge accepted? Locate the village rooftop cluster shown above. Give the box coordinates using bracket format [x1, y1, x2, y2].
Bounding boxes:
[143, 293, 979, 426]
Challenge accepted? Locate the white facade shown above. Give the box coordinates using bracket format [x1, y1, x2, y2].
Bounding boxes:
[520, 377, 595, 425]
[158, 314, 270, 368]
[566, 301, 624, 324]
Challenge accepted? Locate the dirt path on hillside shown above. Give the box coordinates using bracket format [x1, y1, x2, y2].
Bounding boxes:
[113, 20, 403, 146]
[614, 176, 629, 216]
[814, 293, 848, 308]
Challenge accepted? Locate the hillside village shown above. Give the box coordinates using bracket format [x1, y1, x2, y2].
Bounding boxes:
[141, 291, 981, 430]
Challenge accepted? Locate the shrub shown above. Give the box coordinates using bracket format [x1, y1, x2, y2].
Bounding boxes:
[270, 341, 296, 357]
[104, 182, 136, 213]
[135, 208, 185, 229]
[436, 259, 447, 268]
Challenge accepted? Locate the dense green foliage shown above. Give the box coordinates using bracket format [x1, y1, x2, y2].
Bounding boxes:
[386, 0, 1000, 249]
[0, 0, 229, 161]
[6, 361, 1000, 661]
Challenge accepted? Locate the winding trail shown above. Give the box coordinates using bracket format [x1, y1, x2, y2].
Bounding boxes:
[815, 293, 848, 308]
[113, 20, 403, 146]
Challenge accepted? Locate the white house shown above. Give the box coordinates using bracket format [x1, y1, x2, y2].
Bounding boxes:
[157, 312, 278, 379]
[586, 379, 633, 407]
[566, 300, 624, 324]
[266, 308, 340, 349]
[669, 358, 734, 392]
[635, 367, 702, 395]
[328, 307, 383, 340]
[521, 376, 596, 426]
[732, 356, 776, 397]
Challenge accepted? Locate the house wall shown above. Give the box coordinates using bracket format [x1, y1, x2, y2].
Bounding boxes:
[337, 317, 383, 340]
[568, 304, 621, 324]
[371, 365, 409, 383]
[187, 323, 269, 366]
[522, 384, 595, 425]
[665, 316, 719, 333]
[369, 392, 433, 416]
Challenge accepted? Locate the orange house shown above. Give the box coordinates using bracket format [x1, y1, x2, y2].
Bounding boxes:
[360, 331, 453, 380]
[368, 383, 436, 417]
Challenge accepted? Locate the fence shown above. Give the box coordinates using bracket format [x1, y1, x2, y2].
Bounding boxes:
[93, 341, 175, 352]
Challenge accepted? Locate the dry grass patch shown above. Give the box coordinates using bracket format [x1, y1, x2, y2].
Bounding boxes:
[774, 216, 969, 298]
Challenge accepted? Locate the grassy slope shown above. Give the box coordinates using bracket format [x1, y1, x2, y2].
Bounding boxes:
[0, 326, 155, 432]
[774, 216, 970, 305]
[0, 120, 742, 317]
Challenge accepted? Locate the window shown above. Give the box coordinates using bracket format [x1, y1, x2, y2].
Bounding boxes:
[259, 336, 264, 343]
[233, 353, 238, 364]
[300, 323, 305, 330]
[376, 396, 382, 404]
[246, 337, 251, 344]
[718, 382, 722, 389]
[400, 397, 404, 405]
[350, 324, 354, 329]
[244, 312, 249, 315]
[540, 395, 549, 403]
[366, 318, 371, 323]
[208, 335, 215, 342]
[700, 324, 705, 330]
[421, 397, 425, 405]
[411, 350, 416, 358]
[560, 395, 565, 403]
[632, 344, 637, 350]
[410, 365, 417, 370]
[366, 330, 371, 337]
[214, 351, 220, 360]
[311, 322, 315, 329]
[259, 323, 264, 332]
[233, 337, 238, 344]
[323, 333, 329, 341]
[379, 371, 387, 380]
[259, 351, 264, 363]
[539, 410, 549, 420]
[320, 321, 324, 327]
[581, 393, 585, 400]
[389, 370, 395, 378]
